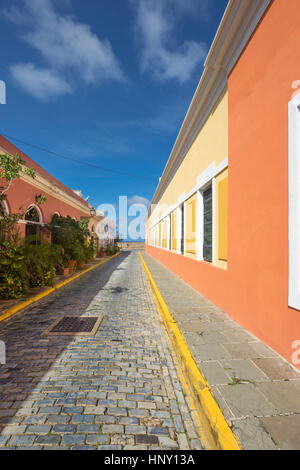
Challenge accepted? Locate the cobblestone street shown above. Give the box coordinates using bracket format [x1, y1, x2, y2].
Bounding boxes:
[0, 251, 202, 450]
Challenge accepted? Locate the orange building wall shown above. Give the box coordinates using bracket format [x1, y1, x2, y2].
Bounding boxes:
[227, 0, 300, 364]
[146, 0, 300, 368]
[5, 178, 89, 224]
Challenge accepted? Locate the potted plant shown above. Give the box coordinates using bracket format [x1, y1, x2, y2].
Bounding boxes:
[67, 259, 76, 272]
[60, 266, 70, 276]
[49, 215, 88, 273]
[74, 245, 85, 270]
[84, 239, 95, 262]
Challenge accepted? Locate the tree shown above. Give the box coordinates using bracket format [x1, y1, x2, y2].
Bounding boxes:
[0, 153, 36, 240]
[0, 153, 36, 203]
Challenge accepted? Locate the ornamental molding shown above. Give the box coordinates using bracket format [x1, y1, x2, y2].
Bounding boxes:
[20, 171, 91, 216]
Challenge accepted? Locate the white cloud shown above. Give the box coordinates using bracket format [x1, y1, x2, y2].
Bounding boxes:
[128, 195, 150, 207]
[131, 0, 208, 83]
[4, 0, 124, 99]
[10, 63, 72, 101]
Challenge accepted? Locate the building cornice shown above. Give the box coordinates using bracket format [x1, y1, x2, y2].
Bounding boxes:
[149, 0, 271, 211]
[20, 171, 92, 216]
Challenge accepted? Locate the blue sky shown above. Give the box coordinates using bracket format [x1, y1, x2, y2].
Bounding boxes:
[0, 0, 227, 230]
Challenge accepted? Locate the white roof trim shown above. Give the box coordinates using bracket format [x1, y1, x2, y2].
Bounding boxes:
[149, 0, 271, 210]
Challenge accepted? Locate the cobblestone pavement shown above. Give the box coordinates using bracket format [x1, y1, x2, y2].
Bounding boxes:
[0, 251, 202, 450]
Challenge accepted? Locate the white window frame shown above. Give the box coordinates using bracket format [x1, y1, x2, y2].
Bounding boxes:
[198, 180, 214, 263]
[0, 200, 9, 216]
[23, 204, 44, 226]
[196, 190, 203, 261]
[148, 159, 227, 261]
[289, 93, 300, 309]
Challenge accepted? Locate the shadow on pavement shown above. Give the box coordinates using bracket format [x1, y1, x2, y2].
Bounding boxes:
[0, 251, 130, 430]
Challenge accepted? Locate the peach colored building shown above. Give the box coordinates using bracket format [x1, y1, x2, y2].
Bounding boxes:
[146, 0, 300, 368]
[0, 134, 102, 241]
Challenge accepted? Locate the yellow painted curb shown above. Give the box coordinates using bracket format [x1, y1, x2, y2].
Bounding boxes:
[139, 251, 241, 451]
[0, 252, 120, 324]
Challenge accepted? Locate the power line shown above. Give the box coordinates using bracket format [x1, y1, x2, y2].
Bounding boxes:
[2, 133, 157, 182]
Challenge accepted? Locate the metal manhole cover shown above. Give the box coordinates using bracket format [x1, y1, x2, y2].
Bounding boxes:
[42, 316, 103, 336]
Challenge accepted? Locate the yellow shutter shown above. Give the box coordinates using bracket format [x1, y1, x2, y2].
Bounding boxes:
[159, 222, 162, 248]
[163, 218, 168, 249]
[185, 194, 197, 254]
[218, 177, 228, 261]
[171, 211, 177, 251]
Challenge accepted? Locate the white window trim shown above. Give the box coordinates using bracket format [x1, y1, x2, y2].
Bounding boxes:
[183, 202, 186, 255]
[196, 190, 203, 261]
[0, 200, 9, 216]
[289, 93, 300, 310]
[148, 158, 227, 230]
[212, 178, 216, 263]
[168, 214, 171, 251]
[22, 204, 44, 226]
[149, 161, 224, 262]
[197, 180, 215, 263]
[177, 205, 182, 254]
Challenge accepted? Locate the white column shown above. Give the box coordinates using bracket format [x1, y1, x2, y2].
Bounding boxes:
[168, 214, 171, 251]
[196, 189, 203, 261]
[212, 178, 216, 264]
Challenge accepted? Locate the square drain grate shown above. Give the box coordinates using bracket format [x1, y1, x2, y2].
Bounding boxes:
[42, 316, 103, 336]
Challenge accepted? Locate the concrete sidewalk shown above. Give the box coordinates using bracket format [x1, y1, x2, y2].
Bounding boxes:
[143, 252, 300, 450]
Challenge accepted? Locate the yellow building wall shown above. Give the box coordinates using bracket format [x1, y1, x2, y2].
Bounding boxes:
[148, 87, 228, 228]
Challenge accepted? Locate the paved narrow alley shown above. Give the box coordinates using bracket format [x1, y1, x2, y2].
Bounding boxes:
[0, 251, 202, 450]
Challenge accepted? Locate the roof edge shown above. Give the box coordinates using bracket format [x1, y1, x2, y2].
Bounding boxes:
[149, 0, 272, 213]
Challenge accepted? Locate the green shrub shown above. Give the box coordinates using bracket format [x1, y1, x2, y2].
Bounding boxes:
[0, 212, 96, 299]
[84, 239, 95, 261]
[22, 241, 59, 288]
[27, 261, 45, 288]
[43, 265, 56, 287]
[0, 270, 29, 299]
[49, 215, 90, 265]
[0, 234, 29, 299]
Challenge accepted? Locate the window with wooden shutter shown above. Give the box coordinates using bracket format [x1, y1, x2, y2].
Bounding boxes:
[218, 177, 228, 261]
[185, 194, 197, 255]
[203, 186, 212, 262]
